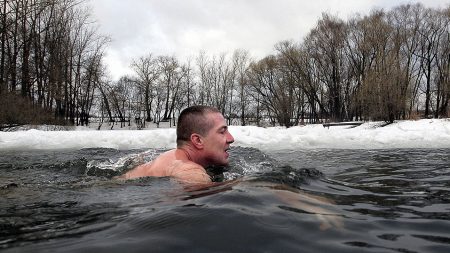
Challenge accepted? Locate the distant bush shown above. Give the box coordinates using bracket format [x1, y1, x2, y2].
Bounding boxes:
[0, 93, 66, 129]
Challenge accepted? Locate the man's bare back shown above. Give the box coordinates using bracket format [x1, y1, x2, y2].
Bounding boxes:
[120, 149, 212, 184]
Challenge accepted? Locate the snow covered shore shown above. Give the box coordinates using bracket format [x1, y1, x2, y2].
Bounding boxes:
[1, 119, 449, 151]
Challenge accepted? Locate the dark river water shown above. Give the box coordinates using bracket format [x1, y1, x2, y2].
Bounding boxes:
[0, 147, 449, 253]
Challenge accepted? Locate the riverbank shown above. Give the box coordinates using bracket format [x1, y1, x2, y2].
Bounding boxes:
[1, 118, 449, 151]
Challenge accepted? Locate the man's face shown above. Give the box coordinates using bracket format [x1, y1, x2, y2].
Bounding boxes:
[202, 112, 234, 166]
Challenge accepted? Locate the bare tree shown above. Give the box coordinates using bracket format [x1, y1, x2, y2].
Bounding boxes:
[196, 51, 212, 105]
[416, 7, 448, 117]
[248, 55, 299, 127]
[196, 52, 236, 115]
[276, 40, 327, 124]
[157, 55, 183, 121]
[388, 4, 423, 118]
[232, 49, 251, 125]
[433, 7, 450, 118]
[131, 53, 159, 122]
[304, 13, 349, 122]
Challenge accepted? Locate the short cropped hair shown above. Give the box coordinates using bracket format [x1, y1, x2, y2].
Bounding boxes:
[176, 105, 221, 147]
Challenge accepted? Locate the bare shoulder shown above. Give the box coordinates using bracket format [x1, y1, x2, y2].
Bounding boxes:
[117, 161, 153, 179]
[170, 161, 211, 184]
[116, 149, 211, 184]
[118, 150, 176, 179]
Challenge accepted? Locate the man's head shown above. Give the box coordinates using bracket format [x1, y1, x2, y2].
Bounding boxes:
[177, 105, 220, 146]
[176, 105, 234, 167]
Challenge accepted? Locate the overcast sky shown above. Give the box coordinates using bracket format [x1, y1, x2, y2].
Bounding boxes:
[88, 0, 448, 80]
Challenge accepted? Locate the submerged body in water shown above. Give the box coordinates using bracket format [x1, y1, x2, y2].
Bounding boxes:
[1, 147, 449, 252]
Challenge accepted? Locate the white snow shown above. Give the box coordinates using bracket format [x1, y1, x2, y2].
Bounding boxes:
[1, 119, 449, 151]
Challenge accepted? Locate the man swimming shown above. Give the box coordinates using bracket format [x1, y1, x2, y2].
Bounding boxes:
[119, 105, 235, 184]
[119, 105, 342, 229]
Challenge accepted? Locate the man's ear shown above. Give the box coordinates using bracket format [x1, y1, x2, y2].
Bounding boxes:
[190, 133, 204, 149]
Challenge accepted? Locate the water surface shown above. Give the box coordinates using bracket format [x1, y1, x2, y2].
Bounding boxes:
[1, 147, 449, 252]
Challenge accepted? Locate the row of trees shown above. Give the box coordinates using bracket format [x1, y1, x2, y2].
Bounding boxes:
[0, 0, 108, 127]
[102, 3, 449, 128]
[253, 3, 450, 125]
[1, 2, 449, 128]
[98, 51, 253, 129]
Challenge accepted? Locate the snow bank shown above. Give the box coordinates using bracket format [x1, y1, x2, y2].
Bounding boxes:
[0, 119, 449, 151]
[232, 119, 450, 150]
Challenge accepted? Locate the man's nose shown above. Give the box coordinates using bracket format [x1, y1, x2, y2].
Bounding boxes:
[227, 132, 234, 143]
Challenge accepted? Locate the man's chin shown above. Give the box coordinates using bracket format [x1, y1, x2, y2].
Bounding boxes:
[219, 159, 229, 166]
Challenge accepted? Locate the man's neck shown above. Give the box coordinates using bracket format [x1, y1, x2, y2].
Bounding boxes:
[178, 145, 207, 168]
